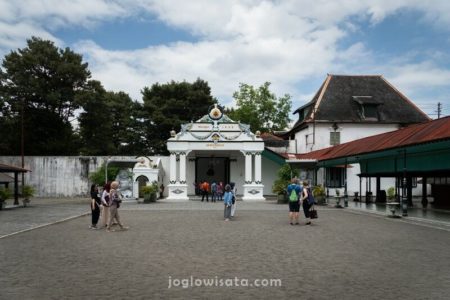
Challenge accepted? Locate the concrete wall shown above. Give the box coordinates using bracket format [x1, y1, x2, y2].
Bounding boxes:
[0, 156, 142, 197]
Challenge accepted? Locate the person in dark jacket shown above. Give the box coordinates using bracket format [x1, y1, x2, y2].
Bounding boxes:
[90, 184, 101, 229]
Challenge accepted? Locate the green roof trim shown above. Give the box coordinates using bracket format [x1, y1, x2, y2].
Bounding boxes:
[262, 149, 285, 166]
[317, 139, 450, 174]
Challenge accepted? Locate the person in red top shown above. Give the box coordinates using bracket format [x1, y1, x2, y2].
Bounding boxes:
[201, 180, 210, 202]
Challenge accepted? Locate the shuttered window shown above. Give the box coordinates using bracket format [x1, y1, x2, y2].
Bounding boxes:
[330, 132, 340, 145]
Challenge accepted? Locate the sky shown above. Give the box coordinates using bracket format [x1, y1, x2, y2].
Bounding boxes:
[1, 0, 450, 119]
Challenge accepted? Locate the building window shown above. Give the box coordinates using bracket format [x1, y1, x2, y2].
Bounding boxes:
[330, 132, 340, 145]
[326, 167, 345, 188]
[362, 104, 378, 119]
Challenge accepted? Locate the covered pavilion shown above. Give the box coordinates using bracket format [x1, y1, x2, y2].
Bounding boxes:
[291, 116, 450, 213]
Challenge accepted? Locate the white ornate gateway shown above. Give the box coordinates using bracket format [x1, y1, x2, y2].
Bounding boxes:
[166, 104, 265, 201]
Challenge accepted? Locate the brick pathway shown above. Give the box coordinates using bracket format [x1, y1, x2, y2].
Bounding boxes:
[1, 199, 449, 299]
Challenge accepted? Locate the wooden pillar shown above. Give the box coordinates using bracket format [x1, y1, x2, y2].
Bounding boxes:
[376, 176, 381, 202]
[421, 177, 428, 207]
[407, 177, 413, 206]
[14, 171, 19, 204]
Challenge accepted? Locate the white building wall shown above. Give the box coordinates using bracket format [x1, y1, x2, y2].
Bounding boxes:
[230, 154, 245, 196]
[262, 156, 282, 196]
[295, 123, 400, 153]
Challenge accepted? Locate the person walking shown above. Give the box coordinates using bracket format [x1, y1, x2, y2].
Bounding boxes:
[100, 182, 111, 229]
[223, 184, 233, 221]
[230, 182, 237, 218]
[90, 184, 101, 229]
[107, 181, 128, 232]
[201, 180, 210, 202]
[217, 182, 224, 201]
[211, 181, 217, 202]
[301, 181, 312, 225]
[287, 178, 302, 225]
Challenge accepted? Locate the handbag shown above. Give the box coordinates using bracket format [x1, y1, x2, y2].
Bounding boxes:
[309, 205, 318, 219]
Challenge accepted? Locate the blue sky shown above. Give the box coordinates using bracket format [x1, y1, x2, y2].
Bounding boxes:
[1, 0, 450, 119]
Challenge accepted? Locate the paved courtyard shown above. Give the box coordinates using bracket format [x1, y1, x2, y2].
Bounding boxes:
[1, 199, 450, 299]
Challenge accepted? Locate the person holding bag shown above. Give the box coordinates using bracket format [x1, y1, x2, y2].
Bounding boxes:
[301, 181, 314, 225]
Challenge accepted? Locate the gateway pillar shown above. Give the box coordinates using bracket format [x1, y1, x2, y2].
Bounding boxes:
[242, 151, 265, 201]
[167, 151, 189, 201]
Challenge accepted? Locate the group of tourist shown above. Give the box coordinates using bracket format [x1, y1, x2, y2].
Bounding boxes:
[197, 180, 225, 202]
[287, 179, 315, 225]
[90, 181, 128, 231]
[196, 180, 238, 221]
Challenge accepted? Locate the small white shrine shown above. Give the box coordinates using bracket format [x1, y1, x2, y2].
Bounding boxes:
[132, 156, 165, 198]
[166, 104, 265, 201]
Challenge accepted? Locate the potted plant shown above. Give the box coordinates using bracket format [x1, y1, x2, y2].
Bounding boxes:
[387, 187, 396, 201]
[312, 185, 326, 205]
[22, 185, 35, 207]
[141, 182, 158, 203]
[272, 179, 288, 203]
[335, 189, 340, 197]
[0, 187, 12, 210]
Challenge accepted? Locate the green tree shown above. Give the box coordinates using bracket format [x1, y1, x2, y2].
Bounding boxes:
[141, 78, 216, 154]
[77, 80, 115, 155]
[227, 82, 291, 133]
[77, 81, 143, 155]
[0, 36, 90, 154]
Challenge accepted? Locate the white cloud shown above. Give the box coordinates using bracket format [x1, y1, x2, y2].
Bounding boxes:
[2, 0, 450, 115]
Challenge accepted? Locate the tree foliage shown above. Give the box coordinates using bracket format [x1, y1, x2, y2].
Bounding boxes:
[77, 81, 144, 155]
[88, 163, 120, 186]
[0, 36, 90, 154]
[141, 78, 216, 154]
[227, 82, 291, 133]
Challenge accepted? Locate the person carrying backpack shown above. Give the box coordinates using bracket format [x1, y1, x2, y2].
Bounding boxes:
[287, 178, 302, 225]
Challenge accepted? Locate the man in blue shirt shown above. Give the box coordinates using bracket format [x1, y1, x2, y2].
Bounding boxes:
[287, 178, 302, 225]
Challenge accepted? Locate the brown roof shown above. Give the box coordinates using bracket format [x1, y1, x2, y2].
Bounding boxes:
[287, 74, 430, 137]
[260, 133, 284, 141]
[0, 163, 30, 173]
[292, 116, 450, 161]
[0, 173, 14, 183]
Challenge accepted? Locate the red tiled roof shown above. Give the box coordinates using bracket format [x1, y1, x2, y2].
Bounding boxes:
[285, 116, 450, 162]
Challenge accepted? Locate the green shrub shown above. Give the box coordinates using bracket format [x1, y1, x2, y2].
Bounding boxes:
[272, 164, 299, 195]
[89, 163, 120, 186]
[387, 187, 396, 200]
[22, 185, 35, 199]
[0, 187, 12, 201]
[312, 185, 325, 197]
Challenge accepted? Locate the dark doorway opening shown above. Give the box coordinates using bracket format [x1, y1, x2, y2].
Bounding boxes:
[195, 157, 230, 194]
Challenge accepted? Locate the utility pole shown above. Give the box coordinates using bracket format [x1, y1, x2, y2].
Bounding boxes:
[18, 99, 24, 205]
[437, 102, 442, 119]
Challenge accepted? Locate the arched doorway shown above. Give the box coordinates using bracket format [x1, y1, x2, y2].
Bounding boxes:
[136, 175, 149, 198]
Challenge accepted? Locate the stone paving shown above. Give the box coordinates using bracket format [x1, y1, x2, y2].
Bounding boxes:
[1, 199, 450, 299]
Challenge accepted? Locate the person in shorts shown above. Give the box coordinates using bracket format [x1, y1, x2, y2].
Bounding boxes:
[287, 178, 302, 225]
